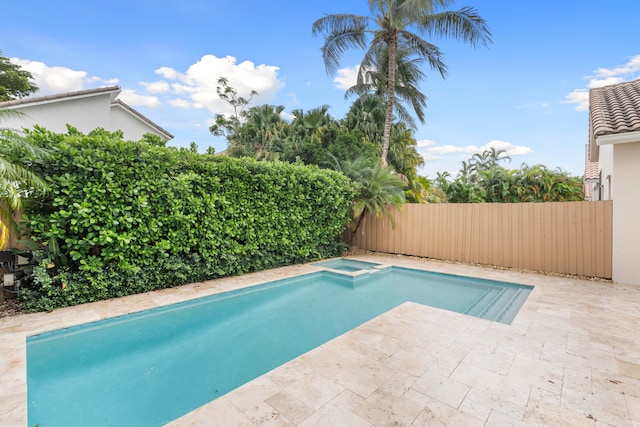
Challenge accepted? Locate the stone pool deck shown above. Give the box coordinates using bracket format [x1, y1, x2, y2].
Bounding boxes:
[1, 254, 639, 426]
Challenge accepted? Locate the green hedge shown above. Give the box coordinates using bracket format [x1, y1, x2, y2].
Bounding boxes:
[20, 128, 353, 311]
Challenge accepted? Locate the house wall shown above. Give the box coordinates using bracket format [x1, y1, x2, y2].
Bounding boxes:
[110, 105, 166, 141]
[612, 142, 640, 285]
[598, 144, 614, 200]
[3, 95, 112, 135]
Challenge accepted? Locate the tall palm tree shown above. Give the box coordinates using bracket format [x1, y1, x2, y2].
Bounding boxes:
[0, 110, 49, 233]
[343, 94, 386, 145]
[388, 122, 424, 176]
[345, 41, 430, 131]
[313, 0, 492, 167]
[344, 93, 387, 145]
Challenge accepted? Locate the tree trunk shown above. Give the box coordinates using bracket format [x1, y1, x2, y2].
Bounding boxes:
[348, 211, 366, 245]
[381, 37, 398, 168]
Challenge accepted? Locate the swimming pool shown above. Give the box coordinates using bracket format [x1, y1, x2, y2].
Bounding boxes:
[313, 258, 382, 272]
[27, 266, 532, 426]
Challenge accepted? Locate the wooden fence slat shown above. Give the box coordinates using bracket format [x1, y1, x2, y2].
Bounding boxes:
[348, 201, 612, 279]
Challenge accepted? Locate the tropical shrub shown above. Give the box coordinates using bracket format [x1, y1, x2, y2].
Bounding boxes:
[435, 149, 584, 203]
[19, 127, 353, 311]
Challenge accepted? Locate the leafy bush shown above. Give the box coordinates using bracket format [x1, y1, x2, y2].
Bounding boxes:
[20, 127, 353, 311]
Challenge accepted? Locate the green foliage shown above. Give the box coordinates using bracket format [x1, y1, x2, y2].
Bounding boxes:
[330, 156, 405, 233]
[0, 114, 50, 232]
[436, 149, 584, 203]
[287, 127, 378, 168]
[140, 133, 167, 147]
[233, 104, 288, 160]
[209, 76, 258, 146]
[312, 0, 492, 165]
[20, 127, 353, 311]
[0, 49, 39, 101]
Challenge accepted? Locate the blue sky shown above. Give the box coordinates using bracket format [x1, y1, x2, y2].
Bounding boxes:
[2, 0, 639, 178]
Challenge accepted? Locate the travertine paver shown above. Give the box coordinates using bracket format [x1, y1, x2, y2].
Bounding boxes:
[1, 254, 639, 426]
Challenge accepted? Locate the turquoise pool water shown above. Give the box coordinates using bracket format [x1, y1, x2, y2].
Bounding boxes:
[313, 258, 381, 272]
[27, 267, 532, 426]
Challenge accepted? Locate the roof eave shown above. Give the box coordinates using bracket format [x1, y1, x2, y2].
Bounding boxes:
[0, 86, 121, 109]
[596, 130, 640, 146]
[110, 100, 174, 140]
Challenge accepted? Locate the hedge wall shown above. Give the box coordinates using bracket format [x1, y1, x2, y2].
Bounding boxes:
[20, 128, 353, 310]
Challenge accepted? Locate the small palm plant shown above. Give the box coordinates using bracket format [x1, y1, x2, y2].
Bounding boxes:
[0, 110, 49, 236]
[330, 155, 405, 241]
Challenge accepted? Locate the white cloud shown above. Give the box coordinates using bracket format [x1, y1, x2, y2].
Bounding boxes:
[483, 140, 532, 156]
[151, 54, 284, 115]
[427, 144, 469, 155]
[564, 77, 624, 111]
[420, 152, 442, 161]
[169, 98, 192, 108]
[10, 58, 118, 95]
[564, 54, 640, 110]
[416, 139, 435, 148]
[118, 89, 161, 108]
[563, 89, 589, 111]
[141, 80, 171, 94]
[333, 66, 359, 90]
[155, 66, 180, 80]
[419, 140, 532, 162]
[594, 54, 640, 78]
[280, 111, 295, 122]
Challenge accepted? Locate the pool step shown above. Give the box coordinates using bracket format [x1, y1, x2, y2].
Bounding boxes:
[465, 287, 527, 322]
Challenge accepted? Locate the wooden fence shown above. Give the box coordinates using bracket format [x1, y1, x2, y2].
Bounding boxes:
[347, 201, 612, 278]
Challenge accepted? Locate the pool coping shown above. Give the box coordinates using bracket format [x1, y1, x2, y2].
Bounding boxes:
[1, 254, 639, 426]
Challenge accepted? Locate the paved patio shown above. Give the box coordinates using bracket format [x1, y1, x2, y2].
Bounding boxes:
[1, 254, 639, 426]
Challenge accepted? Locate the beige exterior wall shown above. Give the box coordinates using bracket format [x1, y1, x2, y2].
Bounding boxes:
[348, 201, 612, 279]
[612, 142, 640, 285]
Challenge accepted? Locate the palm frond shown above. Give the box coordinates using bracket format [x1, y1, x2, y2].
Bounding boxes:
[417, 7, 493, 48]
[312, 14, 371, 74]
[398, 33, 448, 78]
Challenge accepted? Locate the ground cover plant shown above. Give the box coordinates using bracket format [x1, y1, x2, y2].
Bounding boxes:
[18, 127, 353, 311]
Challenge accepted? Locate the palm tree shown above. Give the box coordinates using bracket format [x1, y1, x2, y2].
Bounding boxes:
[329, 155, 405, 239]
[313, 0, 492, 167]
[344, 93, 387, 144]
[345, 41, 430, 131]
[291, 105, 333, 143]
[471, 147, 510, 171]
[231, 104, 288, 160]
[0, 110, 49, 233]
[388, 122, 424, 177]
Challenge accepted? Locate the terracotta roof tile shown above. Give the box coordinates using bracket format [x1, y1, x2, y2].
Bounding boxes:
[584, 144, 599, 180]
[590, 78, 640, 138]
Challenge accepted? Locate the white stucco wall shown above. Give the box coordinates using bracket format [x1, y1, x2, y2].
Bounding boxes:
[2, 92, 169, 142]
[612, 141, 640, 285]
[598, 144, 614, 200]
[3, 94, 113, 135]
[110, 104, 166, 141]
